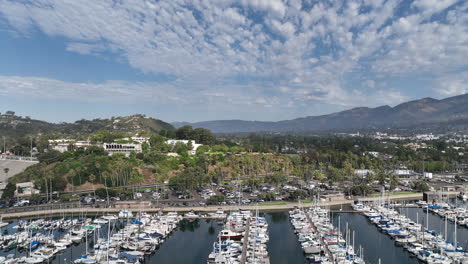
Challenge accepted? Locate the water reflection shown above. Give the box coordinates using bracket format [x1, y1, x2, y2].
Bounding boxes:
[266, 212, 307, 264]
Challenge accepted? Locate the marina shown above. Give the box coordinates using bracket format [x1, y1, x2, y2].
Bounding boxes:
[0, 211, 183, 264]
[208, 210, 270, 264]
[354, 200, 468, 263]
[0, 201, 467, 264]
[290, 206, 365, 264]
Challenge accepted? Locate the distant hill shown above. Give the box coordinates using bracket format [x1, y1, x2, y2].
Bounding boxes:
[173, 94, 468, 133]
[0, 114, 174, 137]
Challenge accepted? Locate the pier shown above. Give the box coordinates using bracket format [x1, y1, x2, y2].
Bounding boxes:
[240, 218, 251, 264]
[305, 211, 335, 263]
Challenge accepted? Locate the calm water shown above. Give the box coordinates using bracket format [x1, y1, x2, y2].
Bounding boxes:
[150, 219, 221, 263]
[266, 212, 307, 264]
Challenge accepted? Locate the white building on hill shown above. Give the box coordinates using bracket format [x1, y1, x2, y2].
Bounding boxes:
[355, 169, 375, 177]
[131, 136, 150, 144]
[103, 143, 142, 156]
[166, 140, 202, 155]
[48, 139, 93, 152]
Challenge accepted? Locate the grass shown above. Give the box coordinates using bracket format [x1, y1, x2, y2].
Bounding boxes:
[259, 200, 313, 206]
[369, 191, 418, 197]
[259, 202, 288, 206]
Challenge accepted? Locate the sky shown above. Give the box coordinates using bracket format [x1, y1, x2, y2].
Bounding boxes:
[0, 0, 467, 123]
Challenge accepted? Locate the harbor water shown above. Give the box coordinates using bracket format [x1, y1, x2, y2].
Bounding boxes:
[1, 206, 467, 263]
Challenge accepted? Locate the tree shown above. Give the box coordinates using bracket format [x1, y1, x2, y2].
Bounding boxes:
[170, 167, 207, 191]
[149, 135, 166, 150]
[266, 173, 287, 187]
[327, 165, 343, 184]
[349, 184, 372, 196]
[313, 170, 326, 182]
[176, 126, 194, 140]
[389, 173, 399, 190]
[173, 142, 189, 155]
[343, 160, 354, 178]
[187, 140, 193, 151]
[37, 150, 62, 164]
[412, 181, 430, 192]
[1, 182, 16, 199]
[193, 128, 214, 145]
[211, 144, 229, 153]
[207, 195, 225, 205]
[377, 170, 387, 185]
[196, 145, 210, 155]
[95, 188, 117, 198]
[3, 168, 9, 179]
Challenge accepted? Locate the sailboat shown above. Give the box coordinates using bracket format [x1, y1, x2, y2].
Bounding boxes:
[0, 217, 9, 228]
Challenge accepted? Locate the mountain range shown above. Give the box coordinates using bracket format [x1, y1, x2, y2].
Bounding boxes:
[3, 94, 468, 137]
[173, 94, 468, 133]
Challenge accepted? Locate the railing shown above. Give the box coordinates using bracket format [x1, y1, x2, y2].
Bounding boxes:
[0, 155, 38, 162]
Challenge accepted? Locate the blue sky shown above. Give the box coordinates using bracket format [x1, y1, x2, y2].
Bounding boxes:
[0, 0, 467, 123]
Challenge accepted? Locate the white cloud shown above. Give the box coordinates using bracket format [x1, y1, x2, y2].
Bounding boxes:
[66, 42, 105, 55]
[0, 0, 466, 119]
[412, 0, 458, 18]
[433, 73, 468, 96]
[364, 80, 376, 89]
[241, 0, 287, 18]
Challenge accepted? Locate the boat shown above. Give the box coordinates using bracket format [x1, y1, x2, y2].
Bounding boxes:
[219, 230, 243, 240]
[118, 210, 134, 219]
[0, 218, 9, 228]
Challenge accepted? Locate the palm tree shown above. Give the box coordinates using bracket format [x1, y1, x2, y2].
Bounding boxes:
[3, 168, 9, 178]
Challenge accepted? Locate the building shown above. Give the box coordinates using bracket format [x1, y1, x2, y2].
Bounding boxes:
[48, 139, 93, 153]
[404, 142, 428, 151]
[131, 137, 150, 144]
[165, 140, 202, 155]
[15, 182, 40, 197]
[423, 172, 433, 179]
[415, 134, 440, 141]
[394, 167, 412, 177]
[423, 192, 449, 203]
[321, 193, 345, 202]
[355, 169, 374, 177]
[364, 151, 379, 158]
[103, 143, 142, 156]
[48, 139, 74, 150]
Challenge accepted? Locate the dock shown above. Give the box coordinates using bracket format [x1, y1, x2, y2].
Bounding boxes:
[305, 211, 335, 263]
[240, 218, 251, 264]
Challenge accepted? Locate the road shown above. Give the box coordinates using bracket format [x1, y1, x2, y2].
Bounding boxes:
[4, 191, 461, 220]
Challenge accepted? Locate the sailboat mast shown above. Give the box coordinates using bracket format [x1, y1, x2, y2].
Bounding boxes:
[445, 214, 448, 241]
[454, 215, 457, 249]
[107, 219, 110, 264]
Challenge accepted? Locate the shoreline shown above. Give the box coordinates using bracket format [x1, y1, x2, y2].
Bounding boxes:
[1, 192, 443, 220]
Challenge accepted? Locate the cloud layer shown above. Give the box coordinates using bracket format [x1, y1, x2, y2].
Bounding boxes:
[0, 0, 467, 120]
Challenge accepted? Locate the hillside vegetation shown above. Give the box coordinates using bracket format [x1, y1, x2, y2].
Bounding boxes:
[0, 114, 174, 138]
